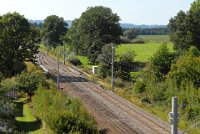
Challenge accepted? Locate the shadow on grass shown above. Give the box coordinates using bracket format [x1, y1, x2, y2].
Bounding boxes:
[16, 120, 41, 133]
[15, 102, 23, 117]
[15, 100, 41, 133]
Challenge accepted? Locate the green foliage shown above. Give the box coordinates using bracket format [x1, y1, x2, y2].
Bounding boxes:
[167, 47, 200, 87]
[120, 36, 131, 44]
[97, 43, 113, 78]
[187, 1, 200, 49]
[123, 29, 138, 40]
[131, 38, 145, 44]
[41, 15, 68, 47]
[97, 44, 137, 81]
[130, 72, 141, 82]
[16, 66, 47, 100]
[69, 58, 82, 66]
[32, 87, 97, 134]
[115, 51, 136, 81]
[133, 28, 169, 35]
[0, 12, 39, 76]
[0, 78, 18, 132]
[67, 6, 122, 63]
[0, 98, 16, 132]
[0, 78, 18, 97]
[150, 43, 175, 77]
[116, 42, 174, 62]
[118, 51, 136, 62]
[133, 47, 200, 126]
[133, 44, 175, 101]
[138, 35, 170, 42]
[169, 11, 192, 52]
[169, 0, 200, 52]
[114, 78, 125, 88]
[133, 80, 146, 94]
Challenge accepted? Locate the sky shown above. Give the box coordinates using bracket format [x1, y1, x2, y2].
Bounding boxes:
[0, 0, 195, 25]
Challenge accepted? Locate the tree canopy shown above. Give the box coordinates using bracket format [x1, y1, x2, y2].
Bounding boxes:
[67, 6, 122, 63]
[168, 0, 200, 52]
[41, 15, 68, 47]
[0, 12, 39, 76]
[123, 29, 138, 40]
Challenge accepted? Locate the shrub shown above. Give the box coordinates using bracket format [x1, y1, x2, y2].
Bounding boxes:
[69, 58, 82, 66]
[114, 78, 125, 88]
[130, 72, 141, 82]
[32, 87, 97, 134]
[141, 97, 151, 104]
[0, 78, 17, 133]
[150, 43, 175, 77]
[134, 80, 146, 94]
[115, 51, 136, 81]
[16, 71, 47, 100]
[167, 48, 200, 87]
[120, 36, 131, 43]
[131, 38, 145, 44]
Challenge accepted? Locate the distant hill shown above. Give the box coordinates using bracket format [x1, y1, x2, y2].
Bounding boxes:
[120, 23, 167, 29]
[29, 20, 167, 29]
[29, 20, 44, 24]
[29, 20, 72, 27]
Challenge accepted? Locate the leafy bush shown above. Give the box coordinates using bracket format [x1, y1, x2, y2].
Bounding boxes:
[120, 36, 131, 43]
[16, 71, 47, 100]
[32, 87, 97, 134]
[69, 58, 82, 66]
[130, 72, 141, 82]
[0, 78, 18, 133]
[133, 47, 200, 123]
[133, 80, 146, 94]
[167, 49, 200, 87]
[131, 38, 145, 44]
[114, 78, 125, 88]
[150, 43, 175, 77]
[123, 29, 138, 40]
[1, 77, 18, 94]
[115, 51, 136, 81]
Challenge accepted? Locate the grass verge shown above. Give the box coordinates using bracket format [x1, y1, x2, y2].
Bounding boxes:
[15, 97, 51, 134]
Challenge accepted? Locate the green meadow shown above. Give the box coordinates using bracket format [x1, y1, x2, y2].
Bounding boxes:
[116, 42, 174, 62]
[138, 35, 170, 42]
[76, 41, 174, 67]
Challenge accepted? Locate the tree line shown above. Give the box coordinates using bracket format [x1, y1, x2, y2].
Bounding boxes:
[132, 1, 200, 129]
[123, 27, 169, 35]
[1, 0, 200, 132]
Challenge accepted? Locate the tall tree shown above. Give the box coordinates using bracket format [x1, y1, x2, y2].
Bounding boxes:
[187, 0, 200, 49]
[168, 11, 192, 52]
[97, 43, 113, 78]
[123, 29, 138, 40]
[41, 15, 68, 47]
[0, 12, 39, 76]
[169, 0, 200, 52]
[67, 6, 122, 63]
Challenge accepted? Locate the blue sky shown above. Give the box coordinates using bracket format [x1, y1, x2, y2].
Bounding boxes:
[0, 0, 195, 24]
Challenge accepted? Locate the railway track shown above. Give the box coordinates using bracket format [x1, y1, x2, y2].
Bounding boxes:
[37, 53, 171, 134]
[37, 53, 138, 134]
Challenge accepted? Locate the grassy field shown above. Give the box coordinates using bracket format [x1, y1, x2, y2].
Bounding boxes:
[77, 42, 174, 66]
[138, 35, 170, 42]
[40, 41, 174, 66]
[116, 42, 174, 62]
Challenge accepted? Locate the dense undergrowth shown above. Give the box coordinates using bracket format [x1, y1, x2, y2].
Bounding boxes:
[0, 62, 97, 134]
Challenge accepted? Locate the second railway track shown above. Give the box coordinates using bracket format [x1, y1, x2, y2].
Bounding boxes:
[37, 53, 171, 134]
